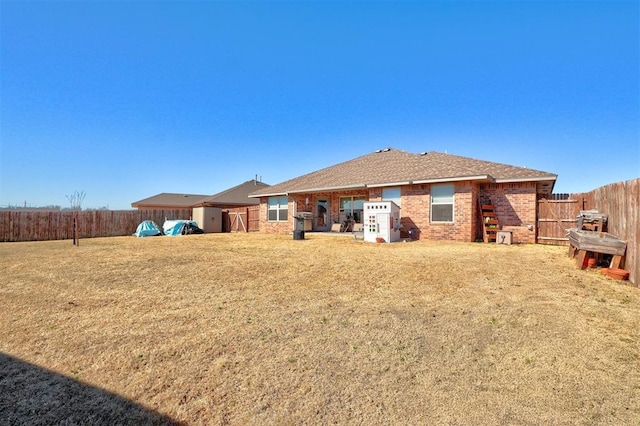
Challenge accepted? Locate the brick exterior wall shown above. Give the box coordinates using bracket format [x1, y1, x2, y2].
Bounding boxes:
[257, 181, 539, 243]
[471, 183, 481, 241]
[479, 182, 538, 244]
[397, 182, 475, 242]
[258, 190, 369, 234]
[258, 199, 293, 234]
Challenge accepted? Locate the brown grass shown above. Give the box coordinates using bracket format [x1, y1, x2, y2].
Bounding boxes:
[1, 233, 639, 425]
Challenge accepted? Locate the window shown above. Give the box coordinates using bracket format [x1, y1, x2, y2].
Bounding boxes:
[339, 196, 365, 223]
[268, 196, 288, 221]
[431, 184, 454, 222]
[382, 187, 401, 207]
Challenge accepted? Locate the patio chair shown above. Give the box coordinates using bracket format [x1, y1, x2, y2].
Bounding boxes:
[352, 223, 364, 240]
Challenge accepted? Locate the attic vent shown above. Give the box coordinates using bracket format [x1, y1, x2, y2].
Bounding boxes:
[382, 148, 391, 152]
[374, 149, 382, 153]
[419, 152, 427, 155]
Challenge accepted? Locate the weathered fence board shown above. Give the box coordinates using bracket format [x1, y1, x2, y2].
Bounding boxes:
[247, 205, 260, 231]
[537, 198, 581, 245]
[0, 209, 192, 242]
[222, 206, 260, 232]
[537, 178, 638, 286]
[582, 179, 639, 286]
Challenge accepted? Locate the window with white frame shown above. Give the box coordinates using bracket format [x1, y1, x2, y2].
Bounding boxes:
[339, 196, 365, 223]
[382, 187, 401, 207]
[268, 196, 288, 221]
[431, 184, 454, 222]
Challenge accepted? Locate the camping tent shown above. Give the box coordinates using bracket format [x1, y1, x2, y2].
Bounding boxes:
[162, 220, 204, 236]
[134, 220, 162, 237]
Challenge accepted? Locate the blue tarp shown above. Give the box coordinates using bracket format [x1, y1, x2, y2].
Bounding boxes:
[134, 220, 162, 237]
[162, 220, 203, 236]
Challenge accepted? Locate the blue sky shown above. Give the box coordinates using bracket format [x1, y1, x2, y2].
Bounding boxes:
[1, 1, 638, 210]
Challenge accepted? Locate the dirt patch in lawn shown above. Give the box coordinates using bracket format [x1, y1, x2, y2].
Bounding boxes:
[1, 233, 639, 425]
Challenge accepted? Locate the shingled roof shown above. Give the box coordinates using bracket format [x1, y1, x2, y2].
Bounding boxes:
[132, 180, 270, 209]
[250, 148, 557, 197]
[196, 180, 270, 207]
[131, 193, 209, 208]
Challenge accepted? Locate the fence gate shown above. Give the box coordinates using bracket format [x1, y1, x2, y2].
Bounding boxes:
[537, 197, 581, 245]
[229, 212, 248, 232]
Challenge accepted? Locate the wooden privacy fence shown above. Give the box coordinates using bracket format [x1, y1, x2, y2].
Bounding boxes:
[222, 205, 260, 232]
[581, 179, 639, 287]
[537, 196, 581, 245]
[537, 178, 639, 286]
[0, 209, 193, 242]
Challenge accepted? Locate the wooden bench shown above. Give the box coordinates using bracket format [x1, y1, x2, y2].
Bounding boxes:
[568, 228, 626, 269]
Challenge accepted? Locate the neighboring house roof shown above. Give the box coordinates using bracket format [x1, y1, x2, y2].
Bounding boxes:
[196, 180, 270, 207]
[132, 180, 270, 209]
[250, 148, 557, 197]
[131, 193, 210, 209]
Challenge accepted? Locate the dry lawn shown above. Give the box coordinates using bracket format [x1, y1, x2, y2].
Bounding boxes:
[1, 233, 639, 425]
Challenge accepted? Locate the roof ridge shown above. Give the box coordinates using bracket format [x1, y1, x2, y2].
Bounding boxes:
[249, 148, 556, 197]
[209, 180, 258, 198]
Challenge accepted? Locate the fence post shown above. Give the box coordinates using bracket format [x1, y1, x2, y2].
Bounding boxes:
[72, 212, 79, 246]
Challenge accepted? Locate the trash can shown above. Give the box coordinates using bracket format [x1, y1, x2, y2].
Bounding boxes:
[293, 215, 305, 240]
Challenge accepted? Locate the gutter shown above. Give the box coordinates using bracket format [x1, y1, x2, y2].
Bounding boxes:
[249, 174, 558, 198]
[288, 183, 367, 194]
[493, 176, 557, 184]
[250, 183, 367, 197]
[365, 181, 412, 188]
[413, 175, 493, 184]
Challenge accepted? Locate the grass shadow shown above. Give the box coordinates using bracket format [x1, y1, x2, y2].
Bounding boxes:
[0, 352, 179, 425]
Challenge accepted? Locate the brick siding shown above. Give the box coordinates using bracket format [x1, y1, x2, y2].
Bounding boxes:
[258, 200, 292, 234]
[257, 181, 539, 243]
[479, 182, 538, 243]
[399, 182, 475, 242]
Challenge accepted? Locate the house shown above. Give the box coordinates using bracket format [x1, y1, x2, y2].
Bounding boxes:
[132, 179, 270, 232]
[131, 193, 210, 210]
[131, 180, 270, 210]
[195, 180, 271, 209]
[248, 148, 557, 243]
